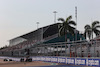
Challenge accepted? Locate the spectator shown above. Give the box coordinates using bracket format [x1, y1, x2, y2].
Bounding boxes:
[82, 51, 84, 57]
[97, 50, 99, 57]
[73, 52, 75, 57]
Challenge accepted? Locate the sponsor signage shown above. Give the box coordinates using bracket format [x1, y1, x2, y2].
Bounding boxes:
[58, 57, 66, 63]
[45, 57, 51, 62]
[51, 57, 58, 63]
[31, 56, 100, 66]
[67, 58, 75, 65]
[87, 59, 100, 66]
[0, 56, 99, 66]
[75, 58, 86, 65]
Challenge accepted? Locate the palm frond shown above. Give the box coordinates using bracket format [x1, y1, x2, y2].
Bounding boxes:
[68, 26, 75, 35]
[92, 21, 100, 28]
[94, 29, 100, 36]
[84, 25, 91, 29]
[58, 23, 63, 29]
[58, 18, 65, 22]
[94, 25, 100, 29]
[58, 26, 63, 36]
[68, 21, 76, 26]
[84, 24, 92, 40]
[66, 15, 72, 22]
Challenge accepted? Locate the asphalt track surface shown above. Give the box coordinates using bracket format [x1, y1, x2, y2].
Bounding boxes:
[26, 65, 91, 67]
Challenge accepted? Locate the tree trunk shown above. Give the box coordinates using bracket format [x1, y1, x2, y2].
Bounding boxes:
[65, 30, 67, 42]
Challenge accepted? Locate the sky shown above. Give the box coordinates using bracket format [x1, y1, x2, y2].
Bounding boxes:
[0, 0, 100, 47]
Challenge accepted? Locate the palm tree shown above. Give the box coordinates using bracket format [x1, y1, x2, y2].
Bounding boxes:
[58, 15, 76, 41]
[84, 21, 100, 40]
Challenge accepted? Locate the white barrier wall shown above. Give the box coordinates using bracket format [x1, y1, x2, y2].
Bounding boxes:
[32, 56, 100, 67]
[0, 56, 100, 67]
[0, 56, 20, 61]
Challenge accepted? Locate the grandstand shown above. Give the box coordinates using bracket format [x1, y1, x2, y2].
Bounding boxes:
[9, 23, 60, 46]
[0, 23, 85, 57]
[9, 23, 84, 46]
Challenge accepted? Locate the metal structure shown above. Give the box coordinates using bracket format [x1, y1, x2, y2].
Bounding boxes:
[36, 22, 39, 29]
[53, 11, 57, 23]
[0, 40, 100, 58]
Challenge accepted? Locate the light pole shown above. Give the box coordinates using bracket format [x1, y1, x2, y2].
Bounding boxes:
[36, 22, 39, 29]
[53, 11, 57, 23]
[75, 6, 77, 57]
[75, 6, 77, 41]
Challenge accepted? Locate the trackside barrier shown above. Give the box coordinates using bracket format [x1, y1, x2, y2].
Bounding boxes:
[0, 56, 21, 61]
[0, 56, 100, 66]
[32, 56, 100, 67]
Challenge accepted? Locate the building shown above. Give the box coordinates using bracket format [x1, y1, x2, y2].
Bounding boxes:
[9, 23, 59, 47]
[9, 23, 84, 47]
[0, 23, 86, 57]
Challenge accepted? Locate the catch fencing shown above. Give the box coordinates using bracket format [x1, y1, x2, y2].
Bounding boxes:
[0, 40, 100, 58]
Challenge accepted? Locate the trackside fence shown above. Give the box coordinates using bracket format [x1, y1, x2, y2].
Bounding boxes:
[0, 40, 100, 58]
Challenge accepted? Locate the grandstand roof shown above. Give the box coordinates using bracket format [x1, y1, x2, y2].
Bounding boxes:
[9, 23, 60, 41]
